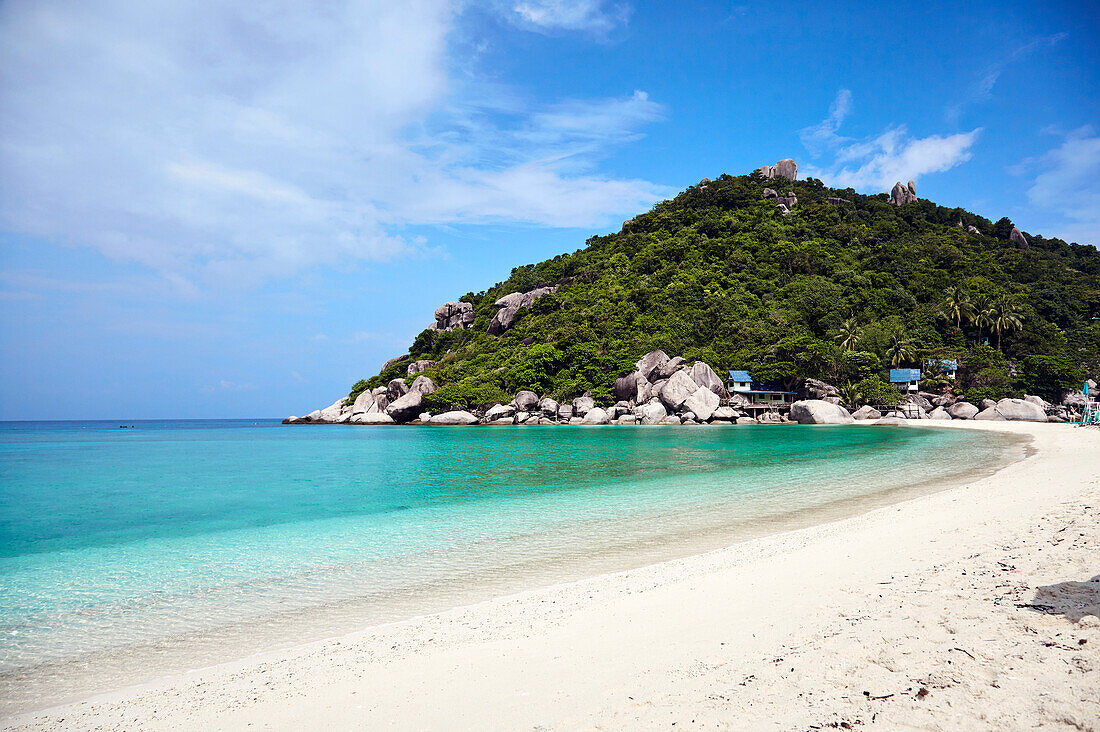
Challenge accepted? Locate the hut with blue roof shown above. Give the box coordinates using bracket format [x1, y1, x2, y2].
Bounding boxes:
[889, 367, 922, 392]
[725, 370, 796, 414]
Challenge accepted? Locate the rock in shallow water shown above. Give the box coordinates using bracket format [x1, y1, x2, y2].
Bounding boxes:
[353, 412, 396, 425]
[790, 399, 854, 424]
[428, 411, 478, 425]
[711, 406, 739, 421]
[683, 386, 720, 422]
[634, 400, 668, 425]
[385, 390, 423, 423]
[582, 407, 610, 425]
[485, 404, 514, 421]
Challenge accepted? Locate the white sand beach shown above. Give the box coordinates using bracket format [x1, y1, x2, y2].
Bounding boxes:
[5, 421, 1099, 731]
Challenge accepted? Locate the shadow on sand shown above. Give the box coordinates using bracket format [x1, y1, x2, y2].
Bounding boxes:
[1024, 575, 1100, 621]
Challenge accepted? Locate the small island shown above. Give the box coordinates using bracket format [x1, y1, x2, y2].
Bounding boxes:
[288, 161, 1097, 428]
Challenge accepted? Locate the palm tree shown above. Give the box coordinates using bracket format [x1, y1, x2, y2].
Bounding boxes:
[886, 333, 917, 367]
[972, 294, 995, 346]
[838, 380, 863, 408]
[834, 317, 863, 352]
[990, 295, 1024, 352]
[942, 287, 975, 329]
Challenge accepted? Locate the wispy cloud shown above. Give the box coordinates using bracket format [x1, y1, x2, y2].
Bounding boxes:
[799, 89, 852, 157]
[947, 32, 1068, 121]
[507, 0, 630, 33]
[799, 91, 981, 191]
[1024, 126, 1100, 246]
[0, 0, 661, 288]
[200, 380, 259, 394]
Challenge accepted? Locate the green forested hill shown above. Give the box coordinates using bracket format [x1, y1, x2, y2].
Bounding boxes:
[353, 171, 1100, 409]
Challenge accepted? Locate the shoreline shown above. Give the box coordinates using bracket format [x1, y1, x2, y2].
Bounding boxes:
[6, 421, 1098, 730]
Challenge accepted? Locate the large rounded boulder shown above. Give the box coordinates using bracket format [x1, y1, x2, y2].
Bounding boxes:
[633, 400, 668, 425]
[851, 405, 882, 420]
[790, 399, 854, 424]
[946, 401, 979, 420]
[387, 378, 409, 401]
[582, 407, 610, 425]
[351, 391, 375, 415]
[635, 350, 670, 382]
[514, 390, 539, 411]
[993, 398, 1047, 422]
[658, 370, 698, 412]
[353, 412, 396, 425]
[689, 361, 728, 397]
[572, 395, 595, 417]
[428, 411, 478, 425]
[682, 386, 720, 422]
[652, 356, 687, 381]
[384, 390, 424, 423]
[409, 375, 437, 395]
[613, 372, 642, 402]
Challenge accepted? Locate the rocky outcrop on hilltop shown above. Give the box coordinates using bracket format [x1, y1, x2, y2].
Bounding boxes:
[487, 287, 557, 335]
[756, 159, 798, 181]
[430, 301, 475, 331]
[890, 180, 917, 205]
[1010, 226, 1029, 249]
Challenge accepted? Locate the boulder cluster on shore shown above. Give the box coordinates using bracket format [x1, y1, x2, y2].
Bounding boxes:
[286, 350, 763, 426]
[284, 350, 1088, 427]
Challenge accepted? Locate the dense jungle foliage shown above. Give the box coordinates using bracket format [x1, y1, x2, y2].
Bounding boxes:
[351, 171, 1100, 410]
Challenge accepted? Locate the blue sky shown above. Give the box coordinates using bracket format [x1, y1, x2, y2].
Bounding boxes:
[1, 0, 1097, 419]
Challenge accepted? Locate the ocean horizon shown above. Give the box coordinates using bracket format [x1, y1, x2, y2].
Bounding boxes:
[0, 420, 1024, 715]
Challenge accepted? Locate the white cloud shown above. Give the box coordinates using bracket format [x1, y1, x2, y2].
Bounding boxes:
[0, 0, 662, 286]
[509, 0, 629, 33]
[799, 92, 981, 192]
[1025, 127, 1100, 246]
[799, 89, 852, 157]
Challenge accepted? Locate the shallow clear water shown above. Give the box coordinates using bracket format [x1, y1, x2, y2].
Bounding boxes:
[0, 419, 1022, 714]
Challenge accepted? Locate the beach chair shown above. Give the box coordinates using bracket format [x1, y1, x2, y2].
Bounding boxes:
[1078, 401, 1099, 426]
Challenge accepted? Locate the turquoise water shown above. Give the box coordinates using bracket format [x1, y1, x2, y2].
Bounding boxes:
[0, 420, 1021, 713]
